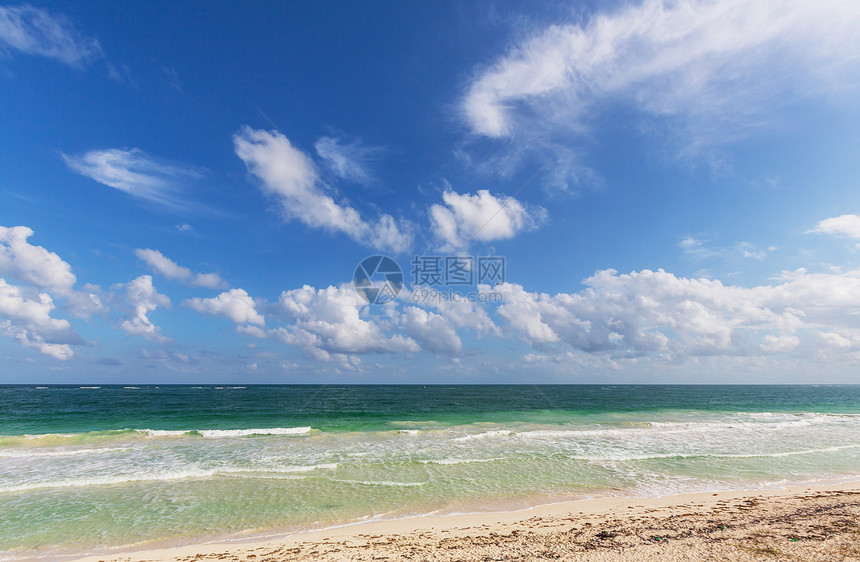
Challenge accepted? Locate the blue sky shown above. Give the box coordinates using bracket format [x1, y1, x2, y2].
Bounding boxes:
[2, 0, 860, 383]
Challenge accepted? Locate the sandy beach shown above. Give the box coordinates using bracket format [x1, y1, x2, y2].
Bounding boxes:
[72, 482, 860, 562]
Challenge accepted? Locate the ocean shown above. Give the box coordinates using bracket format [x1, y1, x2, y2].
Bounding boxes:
[1, 384, 859, 560]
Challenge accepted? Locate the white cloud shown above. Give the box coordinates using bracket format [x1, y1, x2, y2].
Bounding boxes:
[314, 135, 384, 186]
[181, 280, 491, 359]
[816, 331, 854, 351]
[0, 278, 76, 360]
[0, 278, 73, 334]
[135, 248, 225, 289]
[185, 289, 265, 327]
[681, 237, 775, 261]
[397, 306, 462, 355]
[0, 4, 102, 67]
[0, 320, 74, 360]
[495, 266, 860, 361]
[113, 275, 171, 343]
[761, 334, 799, 353]
[273, 284, 419, 360]
[462, 0, 860, 164]
[429, 189, 544, 249]
[0, 226, 106, 319]
[406, 287, 498, 336]
[679, 237, 713, 258]
[0, 226, 76, 294]
[63, 148, 202, 209]
[64, 287, 106, 319]
[809, 214, 860, 241]
[233, 127, 412, 253]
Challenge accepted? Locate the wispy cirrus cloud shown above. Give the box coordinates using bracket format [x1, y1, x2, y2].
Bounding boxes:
[0, 4, 103, 67]
[679, 237, 776, 262]
[63, 148, 203, 210]
[460, 0, 860, 183]
[314, 134, 385, 186]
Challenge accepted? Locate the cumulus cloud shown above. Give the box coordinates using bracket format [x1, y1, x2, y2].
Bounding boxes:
[0, 225, 103, 319]
[0, 4, 102, 67]
[461, 0, 860, 172]
[396, 306, 462, 355]
[113, 275, 170, 343]
[0, 278, 77, 359]
[272, 284, 419, 361]
[0, 226, 76, 294]
[181, 280, 484, 359]
[430, 189, 544, 249]
[64, 285, 106, 319]
[234, 127, 412, 253]
[494, 266, 860, 361]
[135, 248, 225, 289]
[0, 320, 74, 360]
[314, 135, 384, 186]
[809, 214, 860, 242]
[407, 287, 498, 336]
[184, 289, 265, 327]
[63, 148, 202, 209]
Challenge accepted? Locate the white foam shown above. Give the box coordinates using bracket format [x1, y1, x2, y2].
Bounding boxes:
[22, 433, 76, 440]
[0, 469, 217, 493]
[453, 430, 514, 442]
[0, 463, 342, 494]
[197, 427, 312, 438]
[137, 427, 312, 438]
[0, 447, 129, 458]
[564, 443, 860, 462]
[140, 429, 189, 437]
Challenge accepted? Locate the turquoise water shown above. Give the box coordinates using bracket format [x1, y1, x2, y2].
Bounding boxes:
[1, 385, 859, 560]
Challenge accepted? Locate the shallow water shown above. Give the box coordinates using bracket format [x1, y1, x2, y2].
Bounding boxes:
[1, 384, 858, 559]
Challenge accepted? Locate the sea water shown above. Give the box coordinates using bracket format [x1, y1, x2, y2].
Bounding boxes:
[1, 384, 859, 559]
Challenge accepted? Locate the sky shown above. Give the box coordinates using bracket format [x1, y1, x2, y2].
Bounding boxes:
[1, 0, 860, 384]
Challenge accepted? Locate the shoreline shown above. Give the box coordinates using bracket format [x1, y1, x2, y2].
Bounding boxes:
[68, 480, 860, 561]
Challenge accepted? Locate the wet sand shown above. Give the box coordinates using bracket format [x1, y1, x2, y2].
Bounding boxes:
[75, 482, 860, 561]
